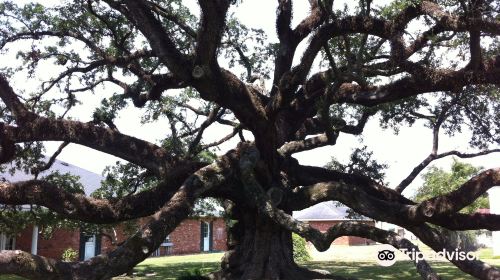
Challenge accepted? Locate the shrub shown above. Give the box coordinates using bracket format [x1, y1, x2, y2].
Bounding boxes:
[176, 268, 209, 280]
[61, 248, 78, 262]
[292, 233, 312, 262]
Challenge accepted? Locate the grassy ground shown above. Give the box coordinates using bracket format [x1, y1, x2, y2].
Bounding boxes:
[1, 248, 499, 280]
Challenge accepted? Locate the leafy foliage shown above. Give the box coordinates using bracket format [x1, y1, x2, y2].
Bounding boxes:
[0, 170, 85, 236]
[93, 162, 157, 199]
[61, 248, 78, 262]
[292, 233, 312, 262]
[176, 267, 209, 280]
[325, 146, 388, 184]
[0, 0, 498, 278]
[414, 160, 489, 214]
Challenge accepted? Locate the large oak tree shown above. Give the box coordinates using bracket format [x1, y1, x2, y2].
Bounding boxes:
[0, 0, 499, 279]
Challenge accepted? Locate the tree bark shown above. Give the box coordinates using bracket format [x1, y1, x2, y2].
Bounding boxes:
[214, 208, 338, 280]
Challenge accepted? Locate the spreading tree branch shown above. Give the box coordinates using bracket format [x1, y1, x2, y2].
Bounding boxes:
[239, 145, 439, 280]
[0, 150, 235, 279]
[0, 161, 205, 223]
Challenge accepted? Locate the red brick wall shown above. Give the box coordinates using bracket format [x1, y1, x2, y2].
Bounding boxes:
[14, 226, 33, 253]
[212, 219, 227, 251]
[170, 219, 202, 254]
[169, 218, 227, 254]
[100, 218, 227, 256]
[308, 220, 375, 245]
[101, 227, 128, 255]
[15, 226, 81, 259]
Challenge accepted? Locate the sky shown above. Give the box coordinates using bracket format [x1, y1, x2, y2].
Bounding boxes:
[4, 0, 500, 197]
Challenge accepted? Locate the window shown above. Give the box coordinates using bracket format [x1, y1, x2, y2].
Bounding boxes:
[0, 233, 15, 250]
[165, 246, 172, 255]
[151, 248, 160, 257]
[150, 242, 173, 258]
[161, 235, 172, 246]
[201, 222, 209, 238]
[5, 236, 15, 250]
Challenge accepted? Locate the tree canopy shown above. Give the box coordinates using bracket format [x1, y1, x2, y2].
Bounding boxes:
[414, 159, 489, 214]
[0, 0, 499, 279]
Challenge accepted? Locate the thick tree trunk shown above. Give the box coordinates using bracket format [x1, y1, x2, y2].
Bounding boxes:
[213, 209, 335, 280]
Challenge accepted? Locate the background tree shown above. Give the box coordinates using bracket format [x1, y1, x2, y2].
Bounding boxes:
[414, 159, 490, 252]
[414, 159, 489, 214]
[0, 0, 499, 279]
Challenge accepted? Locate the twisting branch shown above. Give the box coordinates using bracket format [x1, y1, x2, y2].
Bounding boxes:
[270, 0, 332, 100]
[0, 161, 205, 224]
[0, 75, 36, 123]
[295, 110, 374, 140]
[286, 163, 413, 205]
[31, 141, 70, 177]
[0, 76, 178, 175]
[107, 0, 192, 80]
[201, 126, 241, 151]
[286, 165, 500, 231]
[147, 1, 197, 38]
[409, 168, 500, 220]
[395, 93, 500, 193]
[238, 145, 439, 280]
[187, 106, 222, 156]
[194, 0, 231, 67]
[395, 148, 500, 193]
[4, 117, 174, 176]
[0, 149, 236, 280]
[409, 224, 500, 280]
[278, 132, 339, 155]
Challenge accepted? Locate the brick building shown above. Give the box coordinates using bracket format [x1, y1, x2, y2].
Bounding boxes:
[0, 158, 227, 260]
[10, 217, 227, 260]
[292, 202, 375, 245]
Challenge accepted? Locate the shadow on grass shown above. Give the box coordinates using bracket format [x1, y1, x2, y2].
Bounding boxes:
[113, 262, 220, 280]
[305, 261, 478, 280]
[2, 259, 498, 280]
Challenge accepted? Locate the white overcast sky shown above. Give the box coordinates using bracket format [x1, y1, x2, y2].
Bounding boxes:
[5, 0, 500, 197]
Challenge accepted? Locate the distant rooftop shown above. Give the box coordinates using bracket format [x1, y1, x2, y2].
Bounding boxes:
[1, 158, 103, 195]
[476, 208, 490, 214]
[293, 201, 369, 221]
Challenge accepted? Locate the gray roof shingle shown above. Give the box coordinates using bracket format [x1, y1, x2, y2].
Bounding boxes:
[292, 201, 368, 221]
[1, 158, 103, 195]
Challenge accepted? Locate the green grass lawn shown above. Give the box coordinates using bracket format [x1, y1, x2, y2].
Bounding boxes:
[1, 249, 499, 280]
[112, 253, 498, 280]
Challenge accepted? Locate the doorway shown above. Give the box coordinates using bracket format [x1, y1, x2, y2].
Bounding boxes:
[84, 235, 96, 260]
[200, 221, 212, 252]
[79, 233, 101, 260]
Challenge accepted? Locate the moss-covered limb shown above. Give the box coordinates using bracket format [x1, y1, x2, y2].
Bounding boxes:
[409, 224, 500, 280]
[286, 166, 500, 231]
[0, 250, 67, 280]
[0, 150, 237, 280]
[0, 161, 205, 224]
[238, 145, 439, 280]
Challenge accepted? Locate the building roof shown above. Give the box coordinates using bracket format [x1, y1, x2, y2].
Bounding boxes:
[1, 158, 103, 195]
[292, 201, 369, 221]
[476, 208, 490, 214]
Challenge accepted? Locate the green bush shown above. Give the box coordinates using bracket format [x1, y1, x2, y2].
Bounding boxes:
[61, 248, 78, 262]
[176, 268, 209, 280]
[292, 233, 312, 262]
